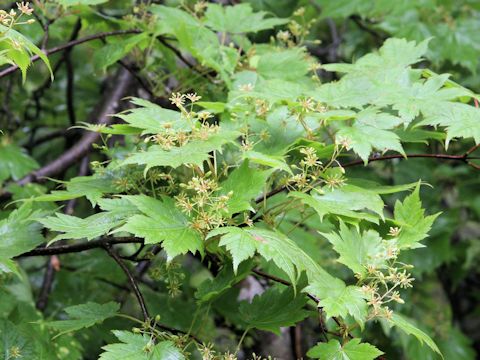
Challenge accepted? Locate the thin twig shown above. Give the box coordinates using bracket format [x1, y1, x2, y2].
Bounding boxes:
[17, 67, 133, 185]
[36, 258, 55, 311]
[254, 152, 480, 203]
[0, 29, 141, 79]
[104, 245, 150, 322]
[65, 19, 82, 126]
[17, 237, 143, 257]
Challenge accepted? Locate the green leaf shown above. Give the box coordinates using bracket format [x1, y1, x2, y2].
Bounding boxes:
[151, 5, 239, 82]
[121, 131, 239, 172]
[208, 226, 341, 305]
[239, 286, 309, 334]
[307, 339, 384, 360]
[0, 25, 53, 81]
[0, 143, 38, 182]
[307, 283, 368, 325]
[57, 0, 108, 6]
[195, 261, 253, 303]
[116, 195, 203, 260]
[336, 108, 405, 163]
[243, 151, 292, 175]
[204, 3, 288, 34]
[115, 98, 184, 135]
[219, 160, 271, 215]
[291, 184, 385, 224]
[417, 101, 480, 147]
[100, 331, 185, 360]
[394, 184, 439, 249]
[44, 302, 119, 339]
[256, 48, 310, 81]
[0, 320, 37, 359]
[94, 33, 149, 72]
[389, 313, 442, 357]
[321, 222, 385, 276]
[0, 204, 44, 260]
[207, 227, 258, 273]
[38, 201, 135, 244]
[33, 175, 118, 206]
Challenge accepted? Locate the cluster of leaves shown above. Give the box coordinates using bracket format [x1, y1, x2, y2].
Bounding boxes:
[1, 0, 480, 359]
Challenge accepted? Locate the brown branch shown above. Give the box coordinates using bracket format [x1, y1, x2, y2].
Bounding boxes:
[255, 152, 479, 203]
[36, 258, 56, 311]
[104, 245, 150, 322]
[17, 237, 143, 257]
[341, 153, 468, 168]
[0, 29, 141, 79]
[17, 67, 133, 185]
[65, 19, 83, 126]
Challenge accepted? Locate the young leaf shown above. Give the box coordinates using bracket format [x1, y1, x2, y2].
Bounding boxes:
[94, 33, 149, 72]
[418, 101, 480, 147]
[394, 184, 439, 249]
[291, 184, 385, 224]
[204, 3, 288, 33]
[0, 25, 53, 81]
[209, 227, 313, 285]
[321, 222, 385, 276]
[33, 175, 118, 206]
[308, 283, 368, 325]
[0, 143, 38, 182]
[0, 320, 37, 359]
[121, 131, 239, 172]
[239, 286, 309, 335]
[243, 151, 293, 175]
[0, 204, 44, 260]
[57, 0, 109, 6]
[38, 207, 133, 244]
[389, 313, 442, 357]
[218, 160, 271, 215]
[116, 195, 203, 260]
[99, 331, 185, 360]
[44, 302, 119, 338]
[336, 108, 405, 163]
[115, 98, 184, 135]
[307, 339, 384, 360]
[256, 48, 310, 81]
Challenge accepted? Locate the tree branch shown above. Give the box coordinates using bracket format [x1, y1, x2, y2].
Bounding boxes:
[104, 245, 150, 322]
[255, 151, 480, 203]
[0, 29, 141, 79]
[17, 237, 143, 257]
[17, 67, 133, 185]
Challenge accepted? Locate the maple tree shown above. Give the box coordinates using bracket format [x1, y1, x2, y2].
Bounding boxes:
[1, 1, 480, 359]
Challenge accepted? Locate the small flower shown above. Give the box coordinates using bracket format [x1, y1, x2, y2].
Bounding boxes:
[390, 291, 405, 304]
[17, 2, 33, 15]
[388, 226, 401, 237]
[336, 136, 352, 150]
[276, 30, 291, 42]
[194, 1, 208, 14]
[299, 97, 315, 112]
[239, 83, 253, 92]
[308, 62, 322, 72]
[169, 92, 185, 107]
[325, 173, 346, 190]
[293, 7, 305, 17]
[186, 92, 201, 103]
[381, 306, 393, 320]
[197, 111, 213, 122]
[8, 346, 22, 358]
[300, 146, 321, 167]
